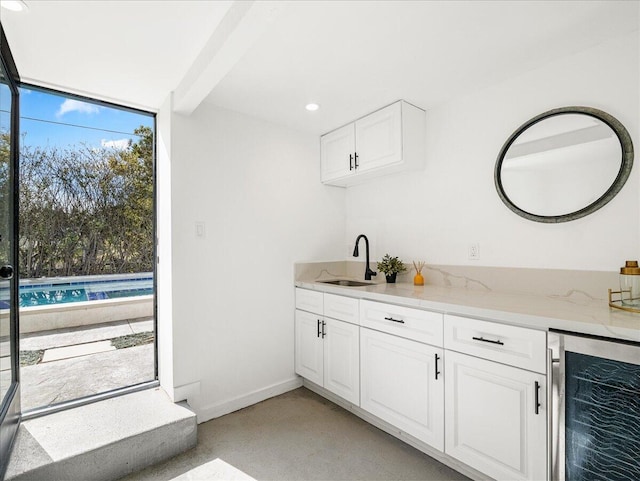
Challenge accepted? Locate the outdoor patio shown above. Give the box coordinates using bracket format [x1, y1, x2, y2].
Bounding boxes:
[19, 317, 155, 412]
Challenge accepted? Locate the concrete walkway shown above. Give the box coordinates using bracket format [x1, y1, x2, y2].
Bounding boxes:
[6, 388, 196, 481]
[20, 318, 155, 412]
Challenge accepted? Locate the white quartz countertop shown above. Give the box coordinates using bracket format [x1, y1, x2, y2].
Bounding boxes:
[295, 279, 640, 342]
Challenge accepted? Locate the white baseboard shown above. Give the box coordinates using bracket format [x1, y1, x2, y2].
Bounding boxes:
[173, 381, 201, 404]
[197, 377, 303, 423]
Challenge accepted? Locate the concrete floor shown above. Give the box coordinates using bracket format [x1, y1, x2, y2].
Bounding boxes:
[20, 318, 155, 411]
[120, 388, 471, 481]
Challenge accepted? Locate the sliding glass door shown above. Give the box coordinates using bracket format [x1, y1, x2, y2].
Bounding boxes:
[0, 21, 20, 479]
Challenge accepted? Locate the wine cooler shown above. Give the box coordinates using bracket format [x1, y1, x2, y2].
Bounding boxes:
[549, 330, 640, 481]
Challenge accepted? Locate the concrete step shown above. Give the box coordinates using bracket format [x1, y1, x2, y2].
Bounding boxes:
[5, 388, 197, 481]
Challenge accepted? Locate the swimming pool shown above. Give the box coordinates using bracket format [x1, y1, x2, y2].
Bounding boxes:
[0, 273, 153, 308]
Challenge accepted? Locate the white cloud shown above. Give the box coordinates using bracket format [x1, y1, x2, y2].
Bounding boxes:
[101, 138, 131, 150]
[56, 99, 101, 117]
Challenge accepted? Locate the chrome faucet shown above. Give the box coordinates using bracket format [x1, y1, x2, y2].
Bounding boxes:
[353, 234, 377, 281]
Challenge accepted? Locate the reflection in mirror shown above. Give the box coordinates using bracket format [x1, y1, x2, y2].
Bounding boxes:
[495, 107, 633, 223]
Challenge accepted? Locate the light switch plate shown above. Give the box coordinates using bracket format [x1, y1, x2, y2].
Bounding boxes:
[195, 222, 206, 238]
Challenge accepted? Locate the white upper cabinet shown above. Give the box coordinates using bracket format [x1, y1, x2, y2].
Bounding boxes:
[320, 100, 425, 186]
[354, 101, 403, 172]
[320, 123, 355, 182]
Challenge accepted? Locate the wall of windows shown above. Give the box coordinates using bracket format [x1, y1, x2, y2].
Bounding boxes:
[16, 85, 157, 413]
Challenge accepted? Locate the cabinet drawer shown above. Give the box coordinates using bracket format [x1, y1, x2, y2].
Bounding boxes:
[295, 288, 323, 314]
[324, 293, 359, 324]
[360, 300, 443, 346]
[444, 314, 546, 373]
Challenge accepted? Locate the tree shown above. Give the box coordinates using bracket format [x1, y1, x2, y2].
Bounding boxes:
[107, 126, 154, 273]
[15, 126, 154, 278]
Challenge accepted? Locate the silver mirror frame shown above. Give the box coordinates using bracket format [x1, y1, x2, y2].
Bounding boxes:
[495, 106, 634, 223]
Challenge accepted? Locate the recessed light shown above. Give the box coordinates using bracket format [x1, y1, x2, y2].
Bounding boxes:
[1, 0, 29, 12]
[305, 103, 320, 112]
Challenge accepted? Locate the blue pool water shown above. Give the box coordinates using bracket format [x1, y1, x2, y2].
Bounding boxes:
[0, 274, 153, 308]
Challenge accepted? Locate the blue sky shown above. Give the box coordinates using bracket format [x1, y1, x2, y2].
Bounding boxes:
[15, 87, 153, 150]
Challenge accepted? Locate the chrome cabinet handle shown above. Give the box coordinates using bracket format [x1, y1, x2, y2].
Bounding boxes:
[384, 316, 405, 324]
[321, 320, 326, 338]
[435, 353, 441, 380]
[349, 154, 354, 171]
[472, 336, 504, 346]
[317, 319, 321, 338]
[534, 381, 541, 415]
[354, 152, 359, 169]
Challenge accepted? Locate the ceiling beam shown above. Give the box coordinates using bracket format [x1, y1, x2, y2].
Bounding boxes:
[172, 0, 283, 115]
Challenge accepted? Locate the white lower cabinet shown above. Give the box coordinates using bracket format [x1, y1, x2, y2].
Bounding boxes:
[323, 317, 360, 404]
[444, 350, 547, 481]
[295, 309, 360, 405]
[295, 289, 550, 481]
[360, 327, 444, 451]
[294, 309, 324, 385]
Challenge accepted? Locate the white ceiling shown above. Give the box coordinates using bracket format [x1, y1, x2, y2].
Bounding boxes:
[2, 1, 638, 133]
[1, 0, 234, 110]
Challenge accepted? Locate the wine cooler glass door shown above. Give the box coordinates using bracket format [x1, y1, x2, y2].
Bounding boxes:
[553, 332, 640, 481]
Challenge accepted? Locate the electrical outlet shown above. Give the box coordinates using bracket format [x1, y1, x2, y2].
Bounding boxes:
[469, 243, 480, 260]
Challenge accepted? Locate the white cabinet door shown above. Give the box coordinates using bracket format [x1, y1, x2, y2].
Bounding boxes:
[295, 310, 323, 386]
[320, 123, 355, 183]
[361, 327, 444, 451]
[323, 318, 359, 405]
[445, 350, 547, 481]
[320, 100, 424, 187]
[355, 101, 402, 173]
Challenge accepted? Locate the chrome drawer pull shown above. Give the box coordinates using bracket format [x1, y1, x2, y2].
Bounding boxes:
[384, 316, 405, 324]
[472, 336, 504, 346]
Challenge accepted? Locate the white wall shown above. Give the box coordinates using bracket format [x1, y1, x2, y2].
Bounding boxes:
[163, 29, 638, 420]
[346, 31, 640, 271]
[169, 104, 345, 420]
[156, 94, 175, 396]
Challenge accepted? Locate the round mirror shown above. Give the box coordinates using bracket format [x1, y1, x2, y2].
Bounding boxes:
[495, 106, 633, 223]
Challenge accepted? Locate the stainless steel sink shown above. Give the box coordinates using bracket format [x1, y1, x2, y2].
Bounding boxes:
[319, 280, 372, 287]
